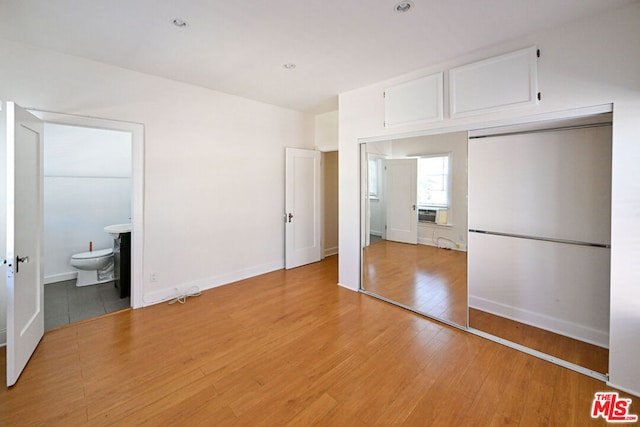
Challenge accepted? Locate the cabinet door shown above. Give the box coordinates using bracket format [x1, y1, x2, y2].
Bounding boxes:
[450, 46, 538, 118]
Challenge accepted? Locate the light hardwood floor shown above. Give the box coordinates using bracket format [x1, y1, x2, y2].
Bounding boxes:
[363, 240, 467, 326]
[0, 256, 631, 425]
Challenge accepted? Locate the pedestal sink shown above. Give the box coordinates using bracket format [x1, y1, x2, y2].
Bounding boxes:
[104, 223, 132, 239]
[104, 223, 132, 299]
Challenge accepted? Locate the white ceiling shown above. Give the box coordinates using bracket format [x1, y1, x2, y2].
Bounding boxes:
[0, 0, 636, 113]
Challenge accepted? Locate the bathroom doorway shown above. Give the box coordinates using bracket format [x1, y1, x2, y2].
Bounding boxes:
[43, 123, 132, 330]
[32, 111, 144, 330]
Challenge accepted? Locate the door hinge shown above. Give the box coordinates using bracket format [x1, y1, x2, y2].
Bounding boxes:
[537, 49, 540, 58]
[537, 92, 541, 101]
[383, 91, 386, 98]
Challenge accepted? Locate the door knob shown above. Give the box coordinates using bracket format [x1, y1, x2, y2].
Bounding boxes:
[16, 255, 29, 273]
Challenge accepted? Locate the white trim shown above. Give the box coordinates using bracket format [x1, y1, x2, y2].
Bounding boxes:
[141, 260, 283, 307]
[28, 110, 145, 309]
[605, 382, 640, 399]
[0, 328, 5, 347]
[323, 246, 338, 257]
[338, 282, 358, 291]
[469, 295, 609, 349]
[44, 271, 77, 285]
[359, 103, 614, 144]
[417, 238, 467, 252]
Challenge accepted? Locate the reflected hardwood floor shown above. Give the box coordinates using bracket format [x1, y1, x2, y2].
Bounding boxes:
[363, 240, 467, 326]
[469, 308, 609, 375]
[363, 240, 609, 374]
[0, 256, 628, 425]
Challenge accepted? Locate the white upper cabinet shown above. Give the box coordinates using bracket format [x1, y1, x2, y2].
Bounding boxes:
[450, 46, 539, 118]
[384, 72, 443, 127]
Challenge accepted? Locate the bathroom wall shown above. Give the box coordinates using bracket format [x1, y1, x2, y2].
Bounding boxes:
[44, 123, 132, 283]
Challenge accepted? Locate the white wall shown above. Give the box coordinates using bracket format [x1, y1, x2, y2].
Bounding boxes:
[0, 37, 314, 329]
[338, 3, 640, 395]
[44, 123, 132, 283]
[315, 110, 338, 151]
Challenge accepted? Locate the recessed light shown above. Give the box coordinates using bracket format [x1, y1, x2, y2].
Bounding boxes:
[394, 1, 414, 13]
[172, 19, 188, 28]
[283, 63, 297, 70]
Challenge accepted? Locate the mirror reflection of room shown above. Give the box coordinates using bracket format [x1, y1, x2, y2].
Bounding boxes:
[362, 131, 468, 327]
[467, 115, 612, 375]
[361, 113, 612, 376]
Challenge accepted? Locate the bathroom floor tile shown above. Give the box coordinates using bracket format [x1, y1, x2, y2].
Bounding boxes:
[69, 302, 106, 323]
[45, 314, 70, 331]
[104, 298, 130, 313]
[97, 282, 120, 302]
[45, 278, 129, 331]
[44, 281, 68, 299]
[44, 295, 68, 320]
[67, 286, 100, 305]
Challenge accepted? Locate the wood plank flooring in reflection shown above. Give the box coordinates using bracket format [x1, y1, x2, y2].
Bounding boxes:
[362, 240, 468, 326]
[363, 239, 609, 374]
[469, 308, 609, 374]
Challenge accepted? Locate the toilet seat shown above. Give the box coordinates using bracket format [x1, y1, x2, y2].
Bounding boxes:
[71, 248, 113, 260]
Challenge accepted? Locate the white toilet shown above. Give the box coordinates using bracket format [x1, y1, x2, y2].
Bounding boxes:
[70, 248, 115, 287]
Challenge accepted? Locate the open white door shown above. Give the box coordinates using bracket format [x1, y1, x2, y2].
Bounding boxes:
[285, 147, 321, 269]
[3, 102, 44, 387]
[385, 158, 418, 244]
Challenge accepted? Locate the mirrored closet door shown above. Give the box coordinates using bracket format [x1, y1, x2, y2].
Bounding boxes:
[359, 111, 612, 376]
[467, 113, 612, 375]
[360, 131, 468, 328]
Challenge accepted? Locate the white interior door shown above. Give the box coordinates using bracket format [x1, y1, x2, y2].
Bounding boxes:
[3, 102, 44, 387]
[285, 147, 321, 269]
[385, 158, 418, 244]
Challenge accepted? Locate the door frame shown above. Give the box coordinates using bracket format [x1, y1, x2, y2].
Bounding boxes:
[31, 110, 145, 309]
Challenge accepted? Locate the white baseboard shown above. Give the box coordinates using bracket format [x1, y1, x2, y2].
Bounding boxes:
[337, 282, 358, 291]
[45, 271, 77, 285]
[370, 231, 382, 237]
[469, 295, 609, 349]
[0, 328, 6, 347]
[142, 260, 284, 307]
[324, 246, 338, 257]
[418, 238, 467, 252]
[605, 381, 640, 398]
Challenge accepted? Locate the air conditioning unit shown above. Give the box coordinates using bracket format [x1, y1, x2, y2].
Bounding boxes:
[418, 208, 447, 225]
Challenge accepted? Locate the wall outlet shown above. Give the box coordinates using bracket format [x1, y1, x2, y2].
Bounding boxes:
[150, 273, 157, 282]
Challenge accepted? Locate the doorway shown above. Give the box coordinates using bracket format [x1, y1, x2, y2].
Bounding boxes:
[32, 110, 144, 312]
[43, 123, 132, 330]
